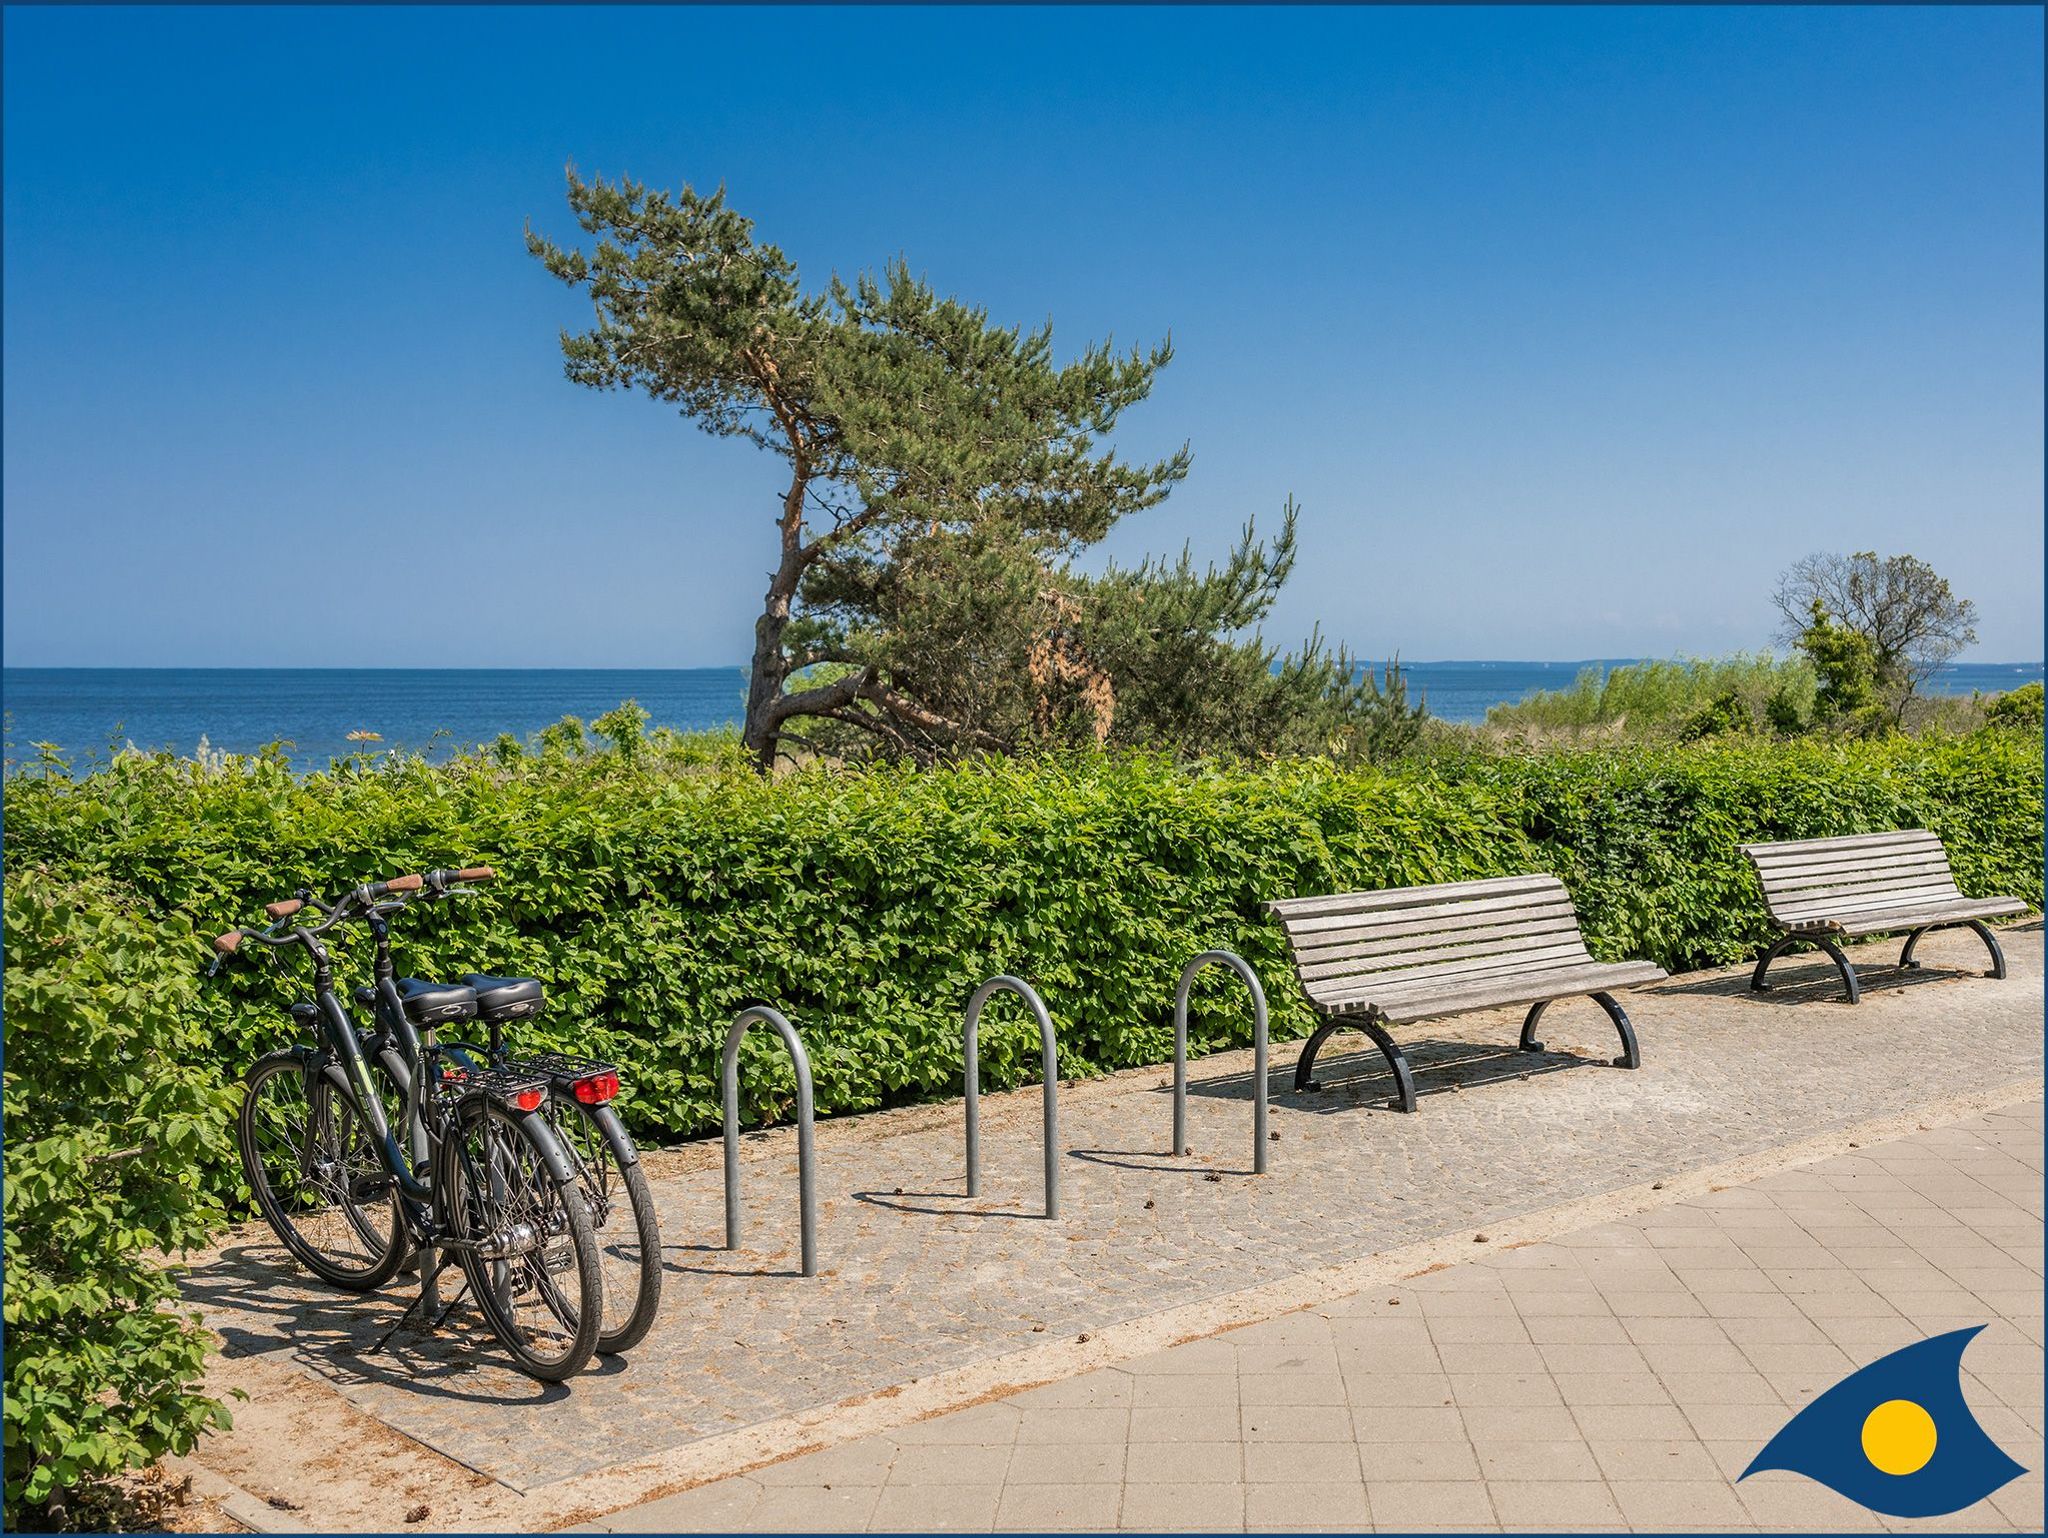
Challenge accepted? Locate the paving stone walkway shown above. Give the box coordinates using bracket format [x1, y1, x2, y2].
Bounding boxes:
[589, 1099, 2047, 1533]
[183, 926, 2043, 1498]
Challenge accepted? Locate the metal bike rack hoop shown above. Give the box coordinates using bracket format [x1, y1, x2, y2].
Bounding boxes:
[722, 1005, 818, 1277]
[1172, 949, 1271, 1175]
[963, 975, 1061, 1218]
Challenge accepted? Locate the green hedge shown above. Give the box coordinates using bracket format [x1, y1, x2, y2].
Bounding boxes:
[2, 870, 237, 1525]
[6, 730, 2039, 1159]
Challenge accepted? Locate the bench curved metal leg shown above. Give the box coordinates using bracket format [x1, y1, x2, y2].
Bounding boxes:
[1752, 934, 1861, 1003]
[1749, 935, 1800, 992]
[1968, 919, 2008, 980]
[1519, 1000, 1548, 1053]
[1293, 1021, 1343, 1091]
[1361, 1021, 1418, 1113]
[1294, 1017, 1416, 1112]
[1900, 921, 2006, 979]
[1590, 992, 1641, 1069]
[1814, 938, 1861, 1003]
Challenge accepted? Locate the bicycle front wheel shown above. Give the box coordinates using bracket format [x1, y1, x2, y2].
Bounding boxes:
[238, 1052, 405, 1292]
[435, 1096, 603, 1381]
[549, 1099, 663, 1353]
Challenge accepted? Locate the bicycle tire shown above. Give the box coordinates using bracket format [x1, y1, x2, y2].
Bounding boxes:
[549, 1099, 663, 1353]
[434, 1095, 603, 1381]
[238, 1052, 405, 1292]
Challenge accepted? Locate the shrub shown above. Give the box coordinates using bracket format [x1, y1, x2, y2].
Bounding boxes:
[1484, 653, 1818, 740]
[1985, 681, 2045, 734]
[2, 869, 238, 1527]
[5, 725, 2038, 1175]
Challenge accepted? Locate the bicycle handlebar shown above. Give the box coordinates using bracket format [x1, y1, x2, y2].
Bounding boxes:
[210, 864, 499, 958]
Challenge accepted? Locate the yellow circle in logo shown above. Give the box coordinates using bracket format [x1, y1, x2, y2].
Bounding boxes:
[1862, 1399, 1938, 1475]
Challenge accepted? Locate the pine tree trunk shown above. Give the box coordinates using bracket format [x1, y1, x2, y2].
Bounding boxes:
[742, 590, 791, 773]
[743, 488, 809, 773]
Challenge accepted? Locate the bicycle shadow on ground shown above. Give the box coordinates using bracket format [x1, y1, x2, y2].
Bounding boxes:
[181, 1240, 573, 1406]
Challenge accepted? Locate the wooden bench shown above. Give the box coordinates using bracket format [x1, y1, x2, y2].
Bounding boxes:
[1267, 875, 1665, 1113]
[1741, 830, 2026, 1003]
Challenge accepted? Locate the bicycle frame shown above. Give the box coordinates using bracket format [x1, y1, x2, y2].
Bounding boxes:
[280, 903, 580, 1237]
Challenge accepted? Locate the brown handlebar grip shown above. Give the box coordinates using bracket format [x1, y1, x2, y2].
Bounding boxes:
[456, 866, 496, 882]
[264, 898, 304, 920]
[214, 931, 243, 954]
[386, 874, 424, 893]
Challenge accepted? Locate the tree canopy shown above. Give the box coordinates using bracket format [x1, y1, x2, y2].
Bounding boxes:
[529, 171, 1401, 767]
[1773, 551, 1979, 712]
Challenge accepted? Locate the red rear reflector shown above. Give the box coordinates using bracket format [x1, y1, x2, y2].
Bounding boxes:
[513, 1087, 545, 1112]
[573, 1072, 619, 1104]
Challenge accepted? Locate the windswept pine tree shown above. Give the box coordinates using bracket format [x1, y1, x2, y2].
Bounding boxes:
[529, 172, 1409, 767]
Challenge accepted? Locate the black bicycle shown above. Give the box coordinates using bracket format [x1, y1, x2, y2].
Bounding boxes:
[216, 871, 605, 1381]
[340, 869, 662, 1354]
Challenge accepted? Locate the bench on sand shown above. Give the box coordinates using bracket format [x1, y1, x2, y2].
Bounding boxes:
[1266, 875, 1665, 1113]
[1741, 830, 2026, 1004]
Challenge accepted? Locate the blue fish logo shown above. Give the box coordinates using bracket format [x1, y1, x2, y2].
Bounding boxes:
[1741, 1326, 2025, 1517]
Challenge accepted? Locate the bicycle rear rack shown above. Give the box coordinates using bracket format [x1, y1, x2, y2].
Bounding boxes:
[434, 1063, 550, 1109]
[504, 1050, 618, 1081]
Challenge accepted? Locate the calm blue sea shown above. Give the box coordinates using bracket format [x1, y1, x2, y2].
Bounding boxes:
[5, 661, 2041, 773]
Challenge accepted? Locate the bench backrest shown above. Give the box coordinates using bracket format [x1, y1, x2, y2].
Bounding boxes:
[1740, 830, 1961, 929]
[1266, 875, 1591, 1012]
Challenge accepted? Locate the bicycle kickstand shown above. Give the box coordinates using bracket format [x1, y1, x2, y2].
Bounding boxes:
[371, 1247, 470, 1354]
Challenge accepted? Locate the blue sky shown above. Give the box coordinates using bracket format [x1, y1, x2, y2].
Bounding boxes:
[4, 6, 2041, 667]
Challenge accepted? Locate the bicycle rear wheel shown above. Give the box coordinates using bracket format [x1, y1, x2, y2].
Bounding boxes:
[435, 1096, 603, 1381]
[548, 1099, 662, 1353]
[238, 1052, 405, 1291]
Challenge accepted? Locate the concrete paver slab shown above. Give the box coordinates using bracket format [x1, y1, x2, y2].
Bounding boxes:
[603, 1098, 2044, 1532]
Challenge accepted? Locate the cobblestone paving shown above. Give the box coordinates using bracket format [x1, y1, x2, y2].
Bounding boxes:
[591, 1100, 2047, 1533]
[185, 926, 2044, 1492]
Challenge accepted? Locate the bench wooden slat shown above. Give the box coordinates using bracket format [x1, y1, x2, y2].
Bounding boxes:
[1761, 853, 1955, 893]
[1288, 897, 1578, 954]
[1267, 874, 1558, 922]
[1307, 940, 1595, 1004]
[1277, 887, 1571, 942]
[1806, 897, 2027, 937]
[1295, 913, 1587, 976]
[1740, 830, 1942, 862]
[1368, 961, 1667, 1024]
[1775, 881, 1969, 922]
[1773, 871, 1964, 910]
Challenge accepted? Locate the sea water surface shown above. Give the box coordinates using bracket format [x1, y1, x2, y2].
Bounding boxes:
[5, 661, 2041, 773]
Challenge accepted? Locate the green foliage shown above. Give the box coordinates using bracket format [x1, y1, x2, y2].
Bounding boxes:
[7, 723, 2037, 1192]
[1984, 681, 2045, 734]
[1774, 550, 1980, 702]
[1484, 654, 1817, 740]
[1796, 599, 1888, 734]
[529, 171, 1194, 768]
[1326, 659, 1431, 764]
[3, 869, 238, 1525]
[1678, 689, 1755, 743]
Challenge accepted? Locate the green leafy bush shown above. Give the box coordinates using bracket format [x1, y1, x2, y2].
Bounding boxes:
[6, 726, 2038, 1172]
[1985, 681, 2045, 734]
[3, 869, 238, 1526]
[1485, 653, 1818, 738]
